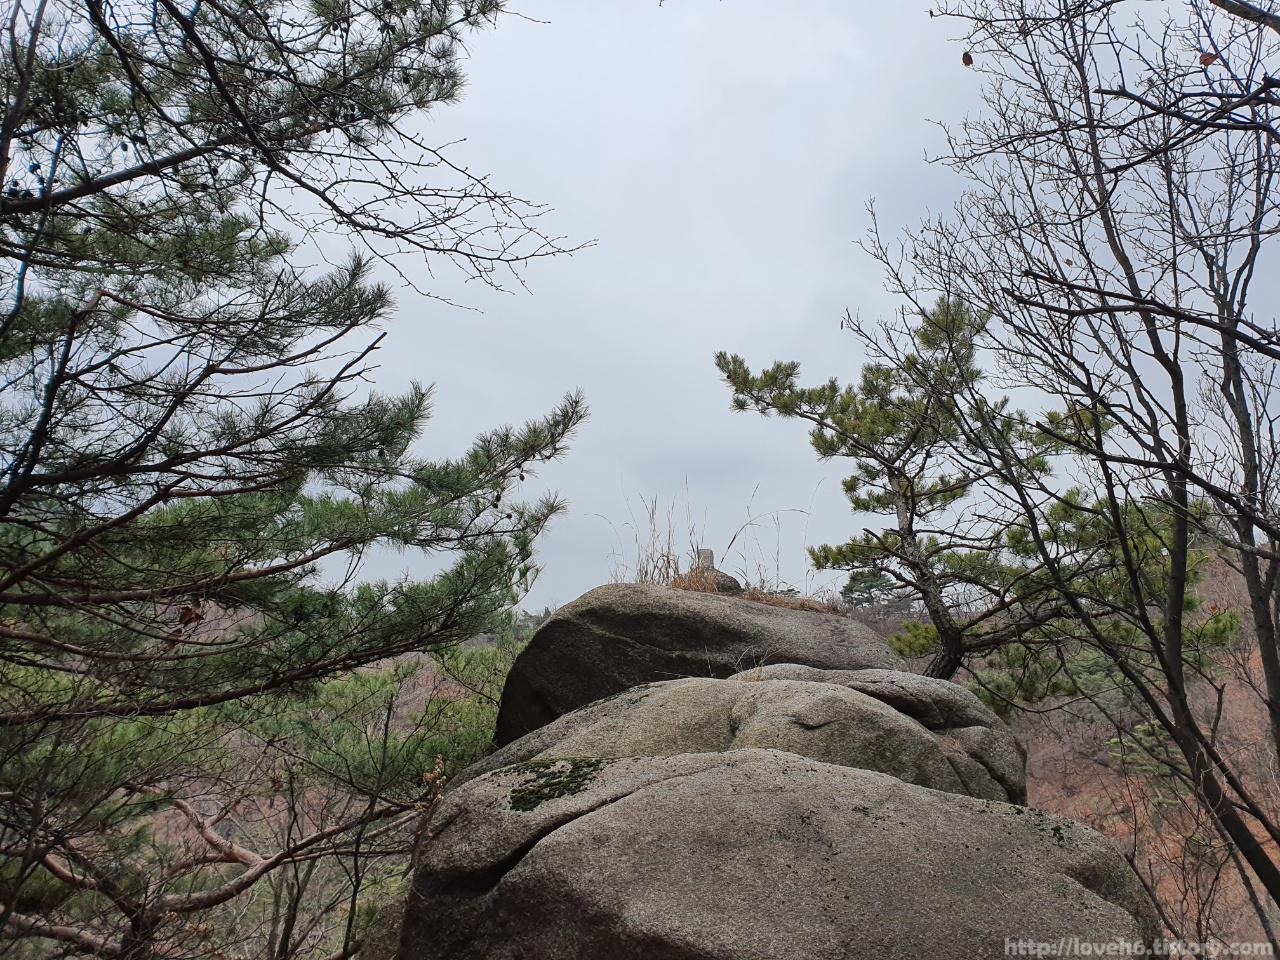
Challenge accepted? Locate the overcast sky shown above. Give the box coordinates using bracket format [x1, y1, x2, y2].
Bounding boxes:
[361, 2, 986, 610]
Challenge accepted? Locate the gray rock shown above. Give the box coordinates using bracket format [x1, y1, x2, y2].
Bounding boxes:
[730, 663, 1027, 801]
[400, 749, 1160, 960]
[703, 567, 743, 594]
[493, 583, 901, 745]
[691, 550, 742, 593]
[729, 663, 999, 727]
[467, 673, 1024, 802]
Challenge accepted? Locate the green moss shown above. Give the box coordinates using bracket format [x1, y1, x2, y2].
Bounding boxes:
[508, 757, 615, 812]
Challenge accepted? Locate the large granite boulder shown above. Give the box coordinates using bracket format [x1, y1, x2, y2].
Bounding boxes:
[729, 663, 1001, 729]
[400, 749, 1160, 960]
[494, 583, 901, 745]
[729, 663, 1025, 797]
[466, 671, 1024, 802]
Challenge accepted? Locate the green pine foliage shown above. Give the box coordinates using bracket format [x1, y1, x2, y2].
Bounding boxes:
[0, 1, 580, 955]
[717, 298, 1062, 678]
[717, 298, 1237, 729]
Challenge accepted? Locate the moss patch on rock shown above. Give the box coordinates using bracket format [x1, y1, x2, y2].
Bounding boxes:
[508, 758, 615, 812]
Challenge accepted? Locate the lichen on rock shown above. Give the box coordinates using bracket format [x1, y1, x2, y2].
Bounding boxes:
[507, 757, 615, 812]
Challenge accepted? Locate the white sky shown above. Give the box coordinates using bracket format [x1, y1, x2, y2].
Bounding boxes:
[360, 1, 985, 610]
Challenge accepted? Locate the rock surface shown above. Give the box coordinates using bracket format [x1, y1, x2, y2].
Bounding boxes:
[689, 550, 743, 594]
[404, 586, 1158, 959]
[493, 583, 902, 746]
[730, 663, 1027, 799]
[701, 567, 743, 594]
[400, 749, 1161, 960]
[467, 671, 1024, 802]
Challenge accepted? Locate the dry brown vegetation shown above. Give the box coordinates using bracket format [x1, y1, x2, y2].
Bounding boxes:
[736, 588, 839, 614]
[608, 494, 844, 614]
[1015, 560, 1280, 941]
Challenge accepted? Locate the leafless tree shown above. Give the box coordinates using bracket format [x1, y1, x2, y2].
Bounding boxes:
[859, 0, 1280, 937]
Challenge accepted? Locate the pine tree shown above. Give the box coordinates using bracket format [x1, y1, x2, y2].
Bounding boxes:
[717, 298, 1062, 678]
[716, 299, 1233, 693]
[0, 1, 584, 955]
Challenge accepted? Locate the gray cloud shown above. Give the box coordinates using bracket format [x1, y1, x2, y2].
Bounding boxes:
[360, 1, 983, 609]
